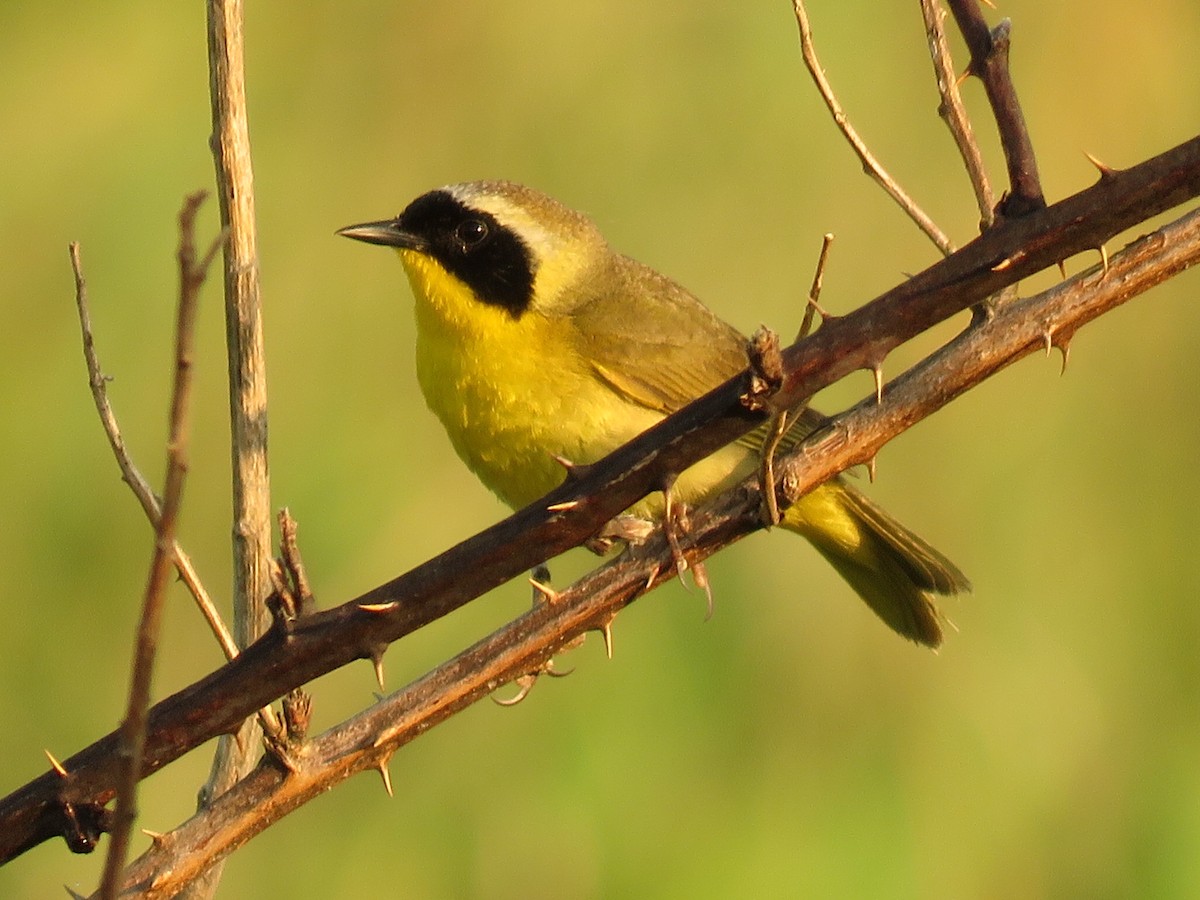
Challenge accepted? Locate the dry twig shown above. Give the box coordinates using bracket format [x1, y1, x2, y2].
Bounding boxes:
[186, 2, 275, 896]
[70, 244, 240, 665]
[792, 0, 955, 254]
[920, 0, 996, 226]
[946, 0, 1046, 216]
[97, 191, 219, 900]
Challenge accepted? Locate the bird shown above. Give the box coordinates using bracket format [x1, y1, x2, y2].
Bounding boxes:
[338, 180, 969, 646]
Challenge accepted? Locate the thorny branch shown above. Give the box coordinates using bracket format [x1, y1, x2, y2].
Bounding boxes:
[3, 132, 1199, 872]
[116, 199, 1200, 897]
[3, 3, 1199, 891]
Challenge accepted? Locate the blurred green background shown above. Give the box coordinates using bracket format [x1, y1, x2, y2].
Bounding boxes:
[2, 1, 1199, 897]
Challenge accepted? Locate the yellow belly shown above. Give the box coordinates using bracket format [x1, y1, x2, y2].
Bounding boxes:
[402, 249, 748, 513]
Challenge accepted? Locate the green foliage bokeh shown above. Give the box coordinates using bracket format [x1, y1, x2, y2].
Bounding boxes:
[1, 2, 1199, 897]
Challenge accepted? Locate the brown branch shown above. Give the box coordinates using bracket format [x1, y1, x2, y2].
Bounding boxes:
[920, 0, 996, 228]
[2, 133, 1198, 868]
[187, 2, 274, 897]
[115, 198, 1200, 895]
[69, 244, 247, 674]
[792, 0, 955, 254]
[96, 191, 214, 900]
[947, 0, 1046, 216]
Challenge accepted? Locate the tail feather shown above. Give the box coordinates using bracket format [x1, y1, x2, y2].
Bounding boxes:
[782, 480, 970, 648]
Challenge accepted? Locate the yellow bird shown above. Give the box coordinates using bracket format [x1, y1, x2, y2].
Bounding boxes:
[339, 181, 969, 646]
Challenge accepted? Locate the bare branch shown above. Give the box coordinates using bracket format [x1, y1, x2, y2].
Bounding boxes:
[920, 0, 996, 227]
[187, 1, 274, 895]
[947, 0, 1046, 216]
[792, 0, 955, 254]
[97, 191, 211, 900]
[69, 243, 244, 670]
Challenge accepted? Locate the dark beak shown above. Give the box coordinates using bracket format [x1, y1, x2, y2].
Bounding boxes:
[336, 219, 428, 250]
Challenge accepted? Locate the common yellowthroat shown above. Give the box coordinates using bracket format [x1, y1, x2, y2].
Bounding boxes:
[339, 181, 969, 646]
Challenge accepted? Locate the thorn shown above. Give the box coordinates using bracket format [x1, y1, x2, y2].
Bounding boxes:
[232, 723, 248, 755]
[64, 887, 87, 900]
[1057, 337, 1072, 375]
[141, 828, 167, 849]
[546, 499, 580, 512]
[870, 362, 884, 404]
[991, 255, 1015, 272]
[552, 454, 591, 480]
[149, 870, 173, 891]
[376, 755, 394, 798]
[644, 567, 658, 592]
[597, 615, 616, 659]
[371, 652, 386, 691]
[954, 66, 970, 88]
[1083, 150, 1117, 180]
[1043, 327, 1072, 374]
[1056, 259, 1067, 280]
[529, 577, 560, 605]
[866, 455, 878, 483]
[692, 560, 715, 621]
[1096, 244, 1110, 278]
[45, 749, 69, 778]
[358, 600, 400, 614]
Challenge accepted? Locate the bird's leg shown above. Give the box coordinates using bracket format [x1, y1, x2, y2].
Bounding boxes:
[661, 475, 688, 578]
[586, 514, 656, 555]
[758, 409, 790, 527]
[493, 656, 575, 707]
[661, 476, 715, 619]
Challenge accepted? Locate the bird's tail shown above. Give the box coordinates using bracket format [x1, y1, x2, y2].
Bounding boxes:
[782, 481, 971, 647]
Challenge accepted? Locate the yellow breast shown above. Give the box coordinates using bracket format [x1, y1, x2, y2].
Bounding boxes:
[400, 249, 667, 510]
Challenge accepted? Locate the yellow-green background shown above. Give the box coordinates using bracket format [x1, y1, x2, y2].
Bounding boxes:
[2, 2, 1199, 897]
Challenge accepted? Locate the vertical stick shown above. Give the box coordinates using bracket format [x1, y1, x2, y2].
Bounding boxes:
[185, 1, 273, 895]
[97, 193, 210, 900]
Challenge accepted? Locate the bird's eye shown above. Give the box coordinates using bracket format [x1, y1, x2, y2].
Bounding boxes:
[454, 219, 489, 250]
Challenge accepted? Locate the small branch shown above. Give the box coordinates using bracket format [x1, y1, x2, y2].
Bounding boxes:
[116, 199, 1200, 894]
[71, 239, 282, 760]
[70, 243, 241, 666]
[920, 0, 996, 228]
[97, 191, 212, 900]
[792, 0, 955, 254]
[947, 0, 1046, 216]
[796, 232, 834, 342]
